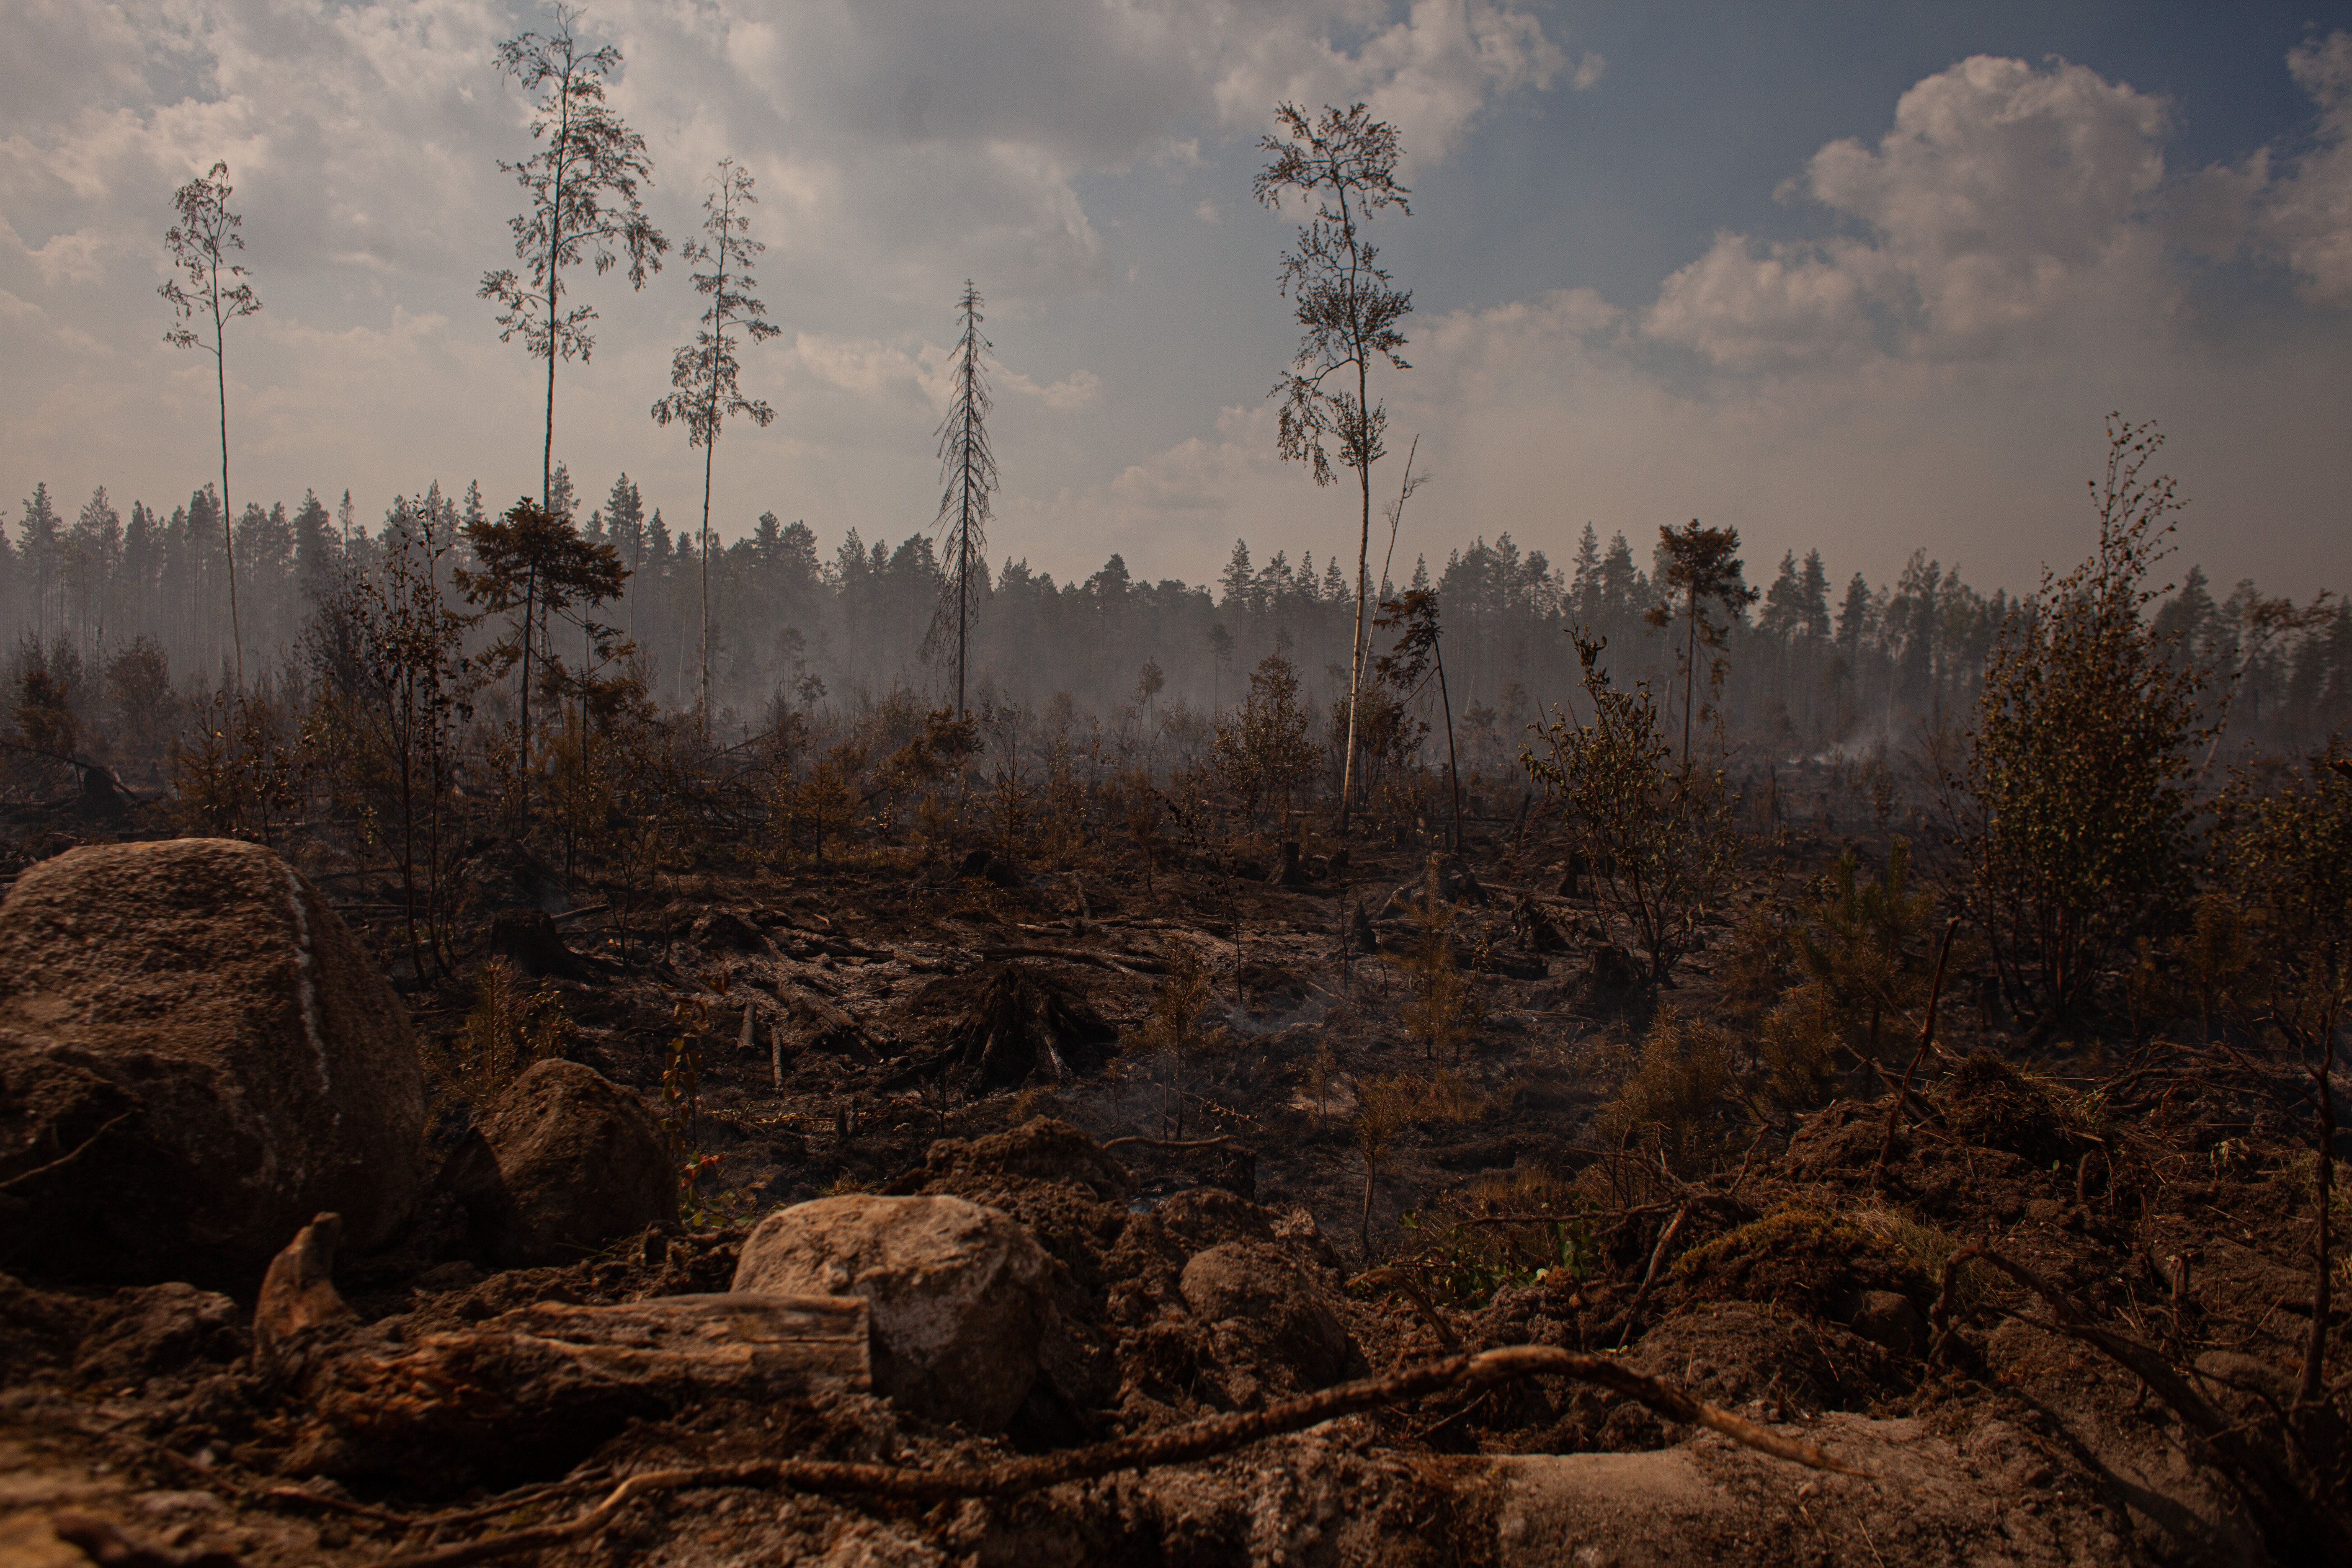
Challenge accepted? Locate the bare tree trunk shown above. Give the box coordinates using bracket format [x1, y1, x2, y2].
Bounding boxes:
[518, 565, 536, 825]
[216, 302, 242, 690]
[700, 433, 714, 735]
[1682, 593, 1698, 767]
[958, 395, 976, 715]
[2301, 1013, 2337, 1406]
[1339, 468, 1370, 834]
[1436, 639, 1461, 854]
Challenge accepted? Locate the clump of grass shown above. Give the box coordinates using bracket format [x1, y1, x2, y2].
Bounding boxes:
[1847, 1203, 1998, 1315]
[423, 957, 577, 1109]
[1757, 986, 1841, 1111]
[1011, 1083, 1063, 1122]
[1457, 1165, 1583, 1217]
[1394, 1167, 1599, 1308]
[1671, 1199, 1998, 1318]
[1598, 1006, 1741, 1176]
[1419, 1067, 1487, 1125]
[1397, 854, 1486, 1067]
[1121, 945, 1229, 1140]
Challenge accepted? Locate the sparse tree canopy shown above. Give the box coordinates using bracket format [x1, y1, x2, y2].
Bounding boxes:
[1962, 416, 2211, 1034]
[1375, 588, 1464, 850]
[1255, 101, 1412, 837]
[652, 158, 779, 733]
[456, 497, 628, 821]
[1646, 520, 1759, 765]
[481, 5, 668, 513]
[159, 160, 261, 687]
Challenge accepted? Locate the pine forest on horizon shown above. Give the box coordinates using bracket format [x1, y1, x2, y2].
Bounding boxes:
[4, 466, 2346, 793]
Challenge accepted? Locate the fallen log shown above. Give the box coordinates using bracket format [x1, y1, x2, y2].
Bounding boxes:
[252, 1221, 871, 1485]
[285, 1292, 870, 1484]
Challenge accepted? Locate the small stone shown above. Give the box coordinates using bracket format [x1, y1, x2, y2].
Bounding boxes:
[1845, 1289, 1928, 1359]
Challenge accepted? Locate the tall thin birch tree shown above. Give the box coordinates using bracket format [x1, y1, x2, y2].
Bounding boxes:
[1254, 103, 1412, 836]
[651, 159, 777, 732]
[930, 281, 997, 717]
[480, 4, 667, 516]
[159, 161, 261, 688]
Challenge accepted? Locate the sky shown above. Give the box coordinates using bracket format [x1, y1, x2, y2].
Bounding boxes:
[3, 0, 2349, 601]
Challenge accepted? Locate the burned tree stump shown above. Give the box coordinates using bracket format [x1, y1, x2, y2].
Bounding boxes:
[487, 908, 588, 979]
[904, 963, 1117, 1089]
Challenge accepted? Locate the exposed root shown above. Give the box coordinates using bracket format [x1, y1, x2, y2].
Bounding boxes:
[370, 1345, 1859, 1568]
[1928, 1242, 2352, 1565]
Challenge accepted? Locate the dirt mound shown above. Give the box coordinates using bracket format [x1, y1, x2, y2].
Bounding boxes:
[954, 847, 1027, 886]
[904, 962, 1118, 1088]
[1940, 1050, 2071, 1163]
[1490, 1413, 2124, 1567]
[72, 1283, 248, 1387]
[487, 907, 588, 977]
[689, 908, 768, 953]
[1626, 1302, 1911, 1421]
[1669, 1204, 1929, 1314]
[913, 1115, 1134, 1208]
[1106, 1187, 1364, 1415]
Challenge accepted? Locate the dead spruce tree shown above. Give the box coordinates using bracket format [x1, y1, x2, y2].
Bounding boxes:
[481, 4, 668, 514]
[158, 161, 261, 686]
[930, 281, 998, 717]
[652, 158, 779, 733]
[1255, 102, 1412, 834]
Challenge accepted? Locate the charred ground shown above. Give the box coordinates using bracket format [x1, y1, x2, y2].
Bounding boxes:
[1, 774, 2345, 1566]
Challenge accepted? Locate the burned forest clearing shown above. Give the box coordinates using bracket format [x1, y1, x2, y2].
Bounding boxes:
[3, 694, 2349, 1568]
[4, 14, 2352, 1564]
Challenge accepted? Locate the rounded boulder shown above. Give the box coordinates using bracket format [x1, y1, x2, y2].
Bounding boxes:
[732, 1194, 1051, 1430]
[445, 1059, 676, 1267]
[1179, 1239, 1351, 1391]
[0, 838, 425, 1287]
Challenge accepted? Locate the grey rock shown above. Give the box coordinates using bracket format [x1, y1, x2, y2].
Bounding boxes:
[732, 1194, 1052, 1431]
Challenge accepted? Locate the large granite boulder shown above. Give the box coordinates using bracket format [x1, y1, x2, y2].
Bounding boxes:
[0, 839, 425, 1287]
[441, 1059, 676, 1268]
[732, 1194, 1052, 1431]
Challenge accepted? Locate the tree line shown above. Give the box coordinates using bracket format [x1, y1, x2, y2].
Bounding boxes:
[5, 464, 2344, 794]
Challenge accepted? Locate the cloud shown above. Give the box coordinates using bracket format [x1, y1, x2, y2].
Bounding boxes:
[1011, 47, 2352, 598]
[1003, 367, 1104, 411]
[2264, 31, 2352, 305]
[1637, 37, 2352, 384]
[1204, 0, 1568, 165]
[1641, 54, 2183, 367]
[1645, 235, 1873, 368]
